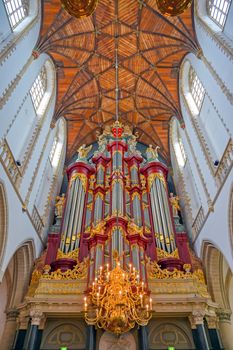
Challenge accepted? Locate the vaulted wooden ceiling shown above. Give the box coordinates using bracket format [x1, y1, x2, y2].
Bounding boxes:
[38, 0, 199, 162]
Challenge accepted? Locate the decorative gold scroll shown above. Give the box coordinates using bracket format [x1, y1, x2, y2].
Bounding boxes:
[156, 247, 179, 259]
[70, 172, 87, 191]
[147, 260, 206, 285]
[132, 192, 140, 201]
[148, 173, 166, 190]
[56, 248, 79, 260]
[43, 259, 88, 280]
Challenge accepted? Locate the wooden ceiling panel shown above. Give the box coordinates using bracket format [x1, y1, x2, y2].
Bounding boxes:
[39, 0, 198, 162]
[118, 0, 138, 27]
[118, 34, 138, 58]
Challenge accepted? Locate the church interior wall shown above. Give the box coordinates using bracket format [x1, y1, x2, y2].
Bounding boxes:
[0, 1, 11, 43]
[0, 3, 66, 336]
[195, 0, 233, 93]
[0, 0, 41, 101]
[195, 168, 233, 271]
[172, 40, 233, 266]
[0, 0, 232, 348]
[201, 241, 233, 349]
[224, 3, 233, 41]
[0, 167, 43, 278]
[0, 240, 35, 350]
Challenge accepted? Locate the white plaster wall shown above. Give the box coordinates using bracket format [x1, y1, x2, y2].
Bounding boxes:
[0, 274, 8, 339]
[195, 166, 233, 273]
[6, 95, 37, 160]
[224, 2, 233, 41]
[172, 10, 233, 274]
[0, 168, 43, 280]
[0, 0, 41, 97]
[195, 0, 233, 97]
[0, 1, 11, 44]
[0, 53, 53, 141]
[0, 15, 67, 282]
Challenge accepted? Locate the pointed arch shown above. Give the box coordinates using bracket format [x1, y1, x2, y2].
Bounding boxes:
[0, 239, 35, 349]
[0, 181, 8, 270]
[201, 241, 232, 310]
[8, 240, 35, 307]
[229, 183, 233, 259]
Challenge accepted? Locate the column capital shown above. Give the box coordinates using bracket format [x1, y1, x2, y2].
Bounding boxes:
[6, 309, 18, 321]
[30, 310, 44, 326]
[205, 315, 219, 329]
[17, 314, 29, 330]
[189, 310, 205, 328]
[217, 309, 232, 323]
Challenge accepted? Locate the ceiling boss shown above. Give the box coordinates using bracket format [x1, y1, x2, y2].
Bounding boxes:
[60, 0, 193, 18]
[60, 0, 98, 18]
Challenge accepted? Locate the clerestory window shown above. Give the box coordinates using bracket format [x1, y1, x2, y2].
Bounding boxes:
[30, 67, 47, 112]
[207, 0, 232, 28]
[189, 68, 205, 113]
[49, 136, 58, 164]
[3, 0, 28, 29]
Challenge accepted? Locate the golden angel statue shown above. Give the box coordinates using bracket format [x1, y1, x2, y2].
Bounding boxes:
[146, 144, 160, 161]
[55, 194, 66, 217]
[77, 144, 92, 161]
[169, 192, 180, 217]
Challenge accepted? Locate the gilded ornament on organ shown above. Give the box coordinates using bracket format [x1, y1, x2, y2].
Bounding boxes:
[146, 144, 160, 162]
[169, 192, 180, 217]
[140, 175, 146, 189]
[89, 175, 95, 190]
[55, 194, 65, 217]
[77, 144, 92, 160]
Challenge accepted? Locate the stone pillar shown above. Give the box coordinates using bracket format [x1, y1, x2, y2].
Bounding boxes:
[138, 326, 149, 350]
[206, 315, 224, 350]
[86, 325, 96, 350]
[12, 314, 28, 350]
[189, 312, 211, 350]
[1, 309, 19, 350]
[23, 311, 44, 350]
[218, 310, 233, 350]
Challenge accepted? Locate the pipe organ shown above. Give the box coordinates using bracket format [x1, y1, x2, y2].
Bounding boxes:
[23, 122, 215, 346]
[48, 122, 192, 282]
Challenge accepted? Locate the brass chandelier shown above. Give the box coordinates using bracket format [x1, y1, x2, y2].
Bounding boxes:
[84, 257, 152, 334]
[61, 0, 193, 19]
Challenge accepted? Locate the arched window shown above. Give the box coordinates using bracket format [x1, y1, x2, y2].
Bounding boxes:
[30, 66, 47, 113]
[181, 59, 231, 181]
[207, 0, 232, 28]
[34, 118, 66, 221]
[171, 119, 187, 168]
[189, 67, 205, 114]
[170, 118, 201, 221]
[174, 131, 187, 168]
[3, 59, 56, 185]
[3, 0, 28, 29]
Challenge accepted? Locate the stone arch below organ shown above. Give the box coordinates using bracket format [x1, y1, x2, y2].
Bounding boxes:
[99, 331, 136, 350]
[148, 318, 195, 349]
[40, 319, 86, 350]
